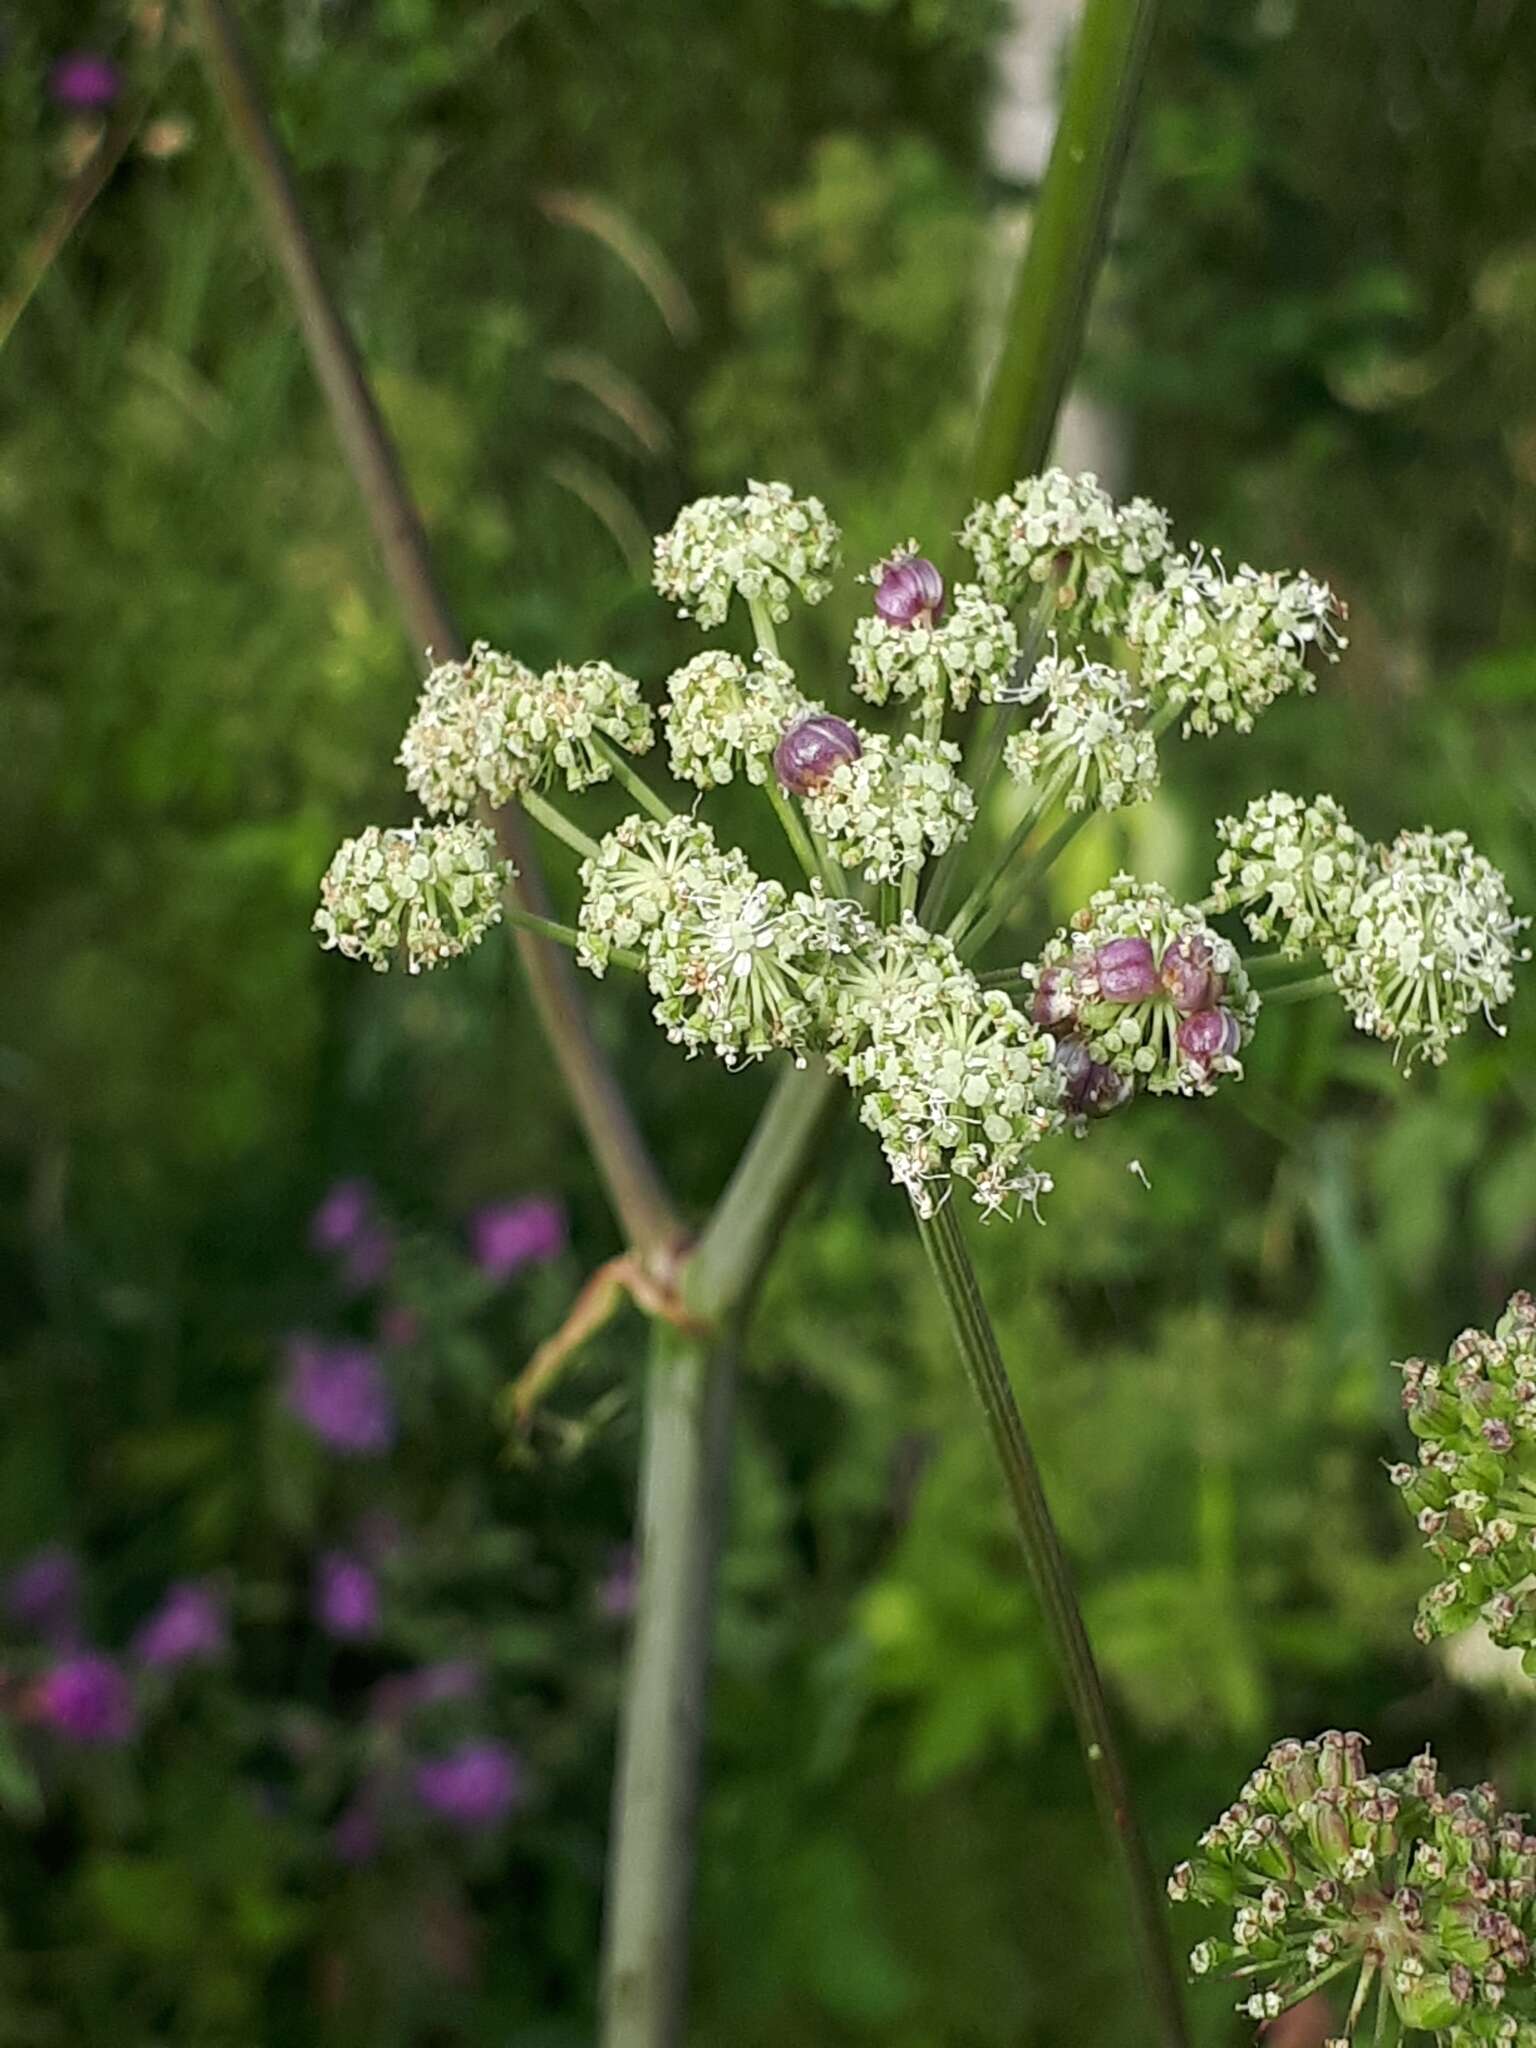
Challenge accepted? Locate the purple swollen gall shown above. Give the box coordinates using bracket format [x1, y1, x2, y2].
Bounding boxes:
[1159, 933, 1225, 1015]
[873, 552, 946, 628]
[1177, 1008, 1242, 1071]
[773, 713, 862, 795]
[1091, 936, 1160, 1004]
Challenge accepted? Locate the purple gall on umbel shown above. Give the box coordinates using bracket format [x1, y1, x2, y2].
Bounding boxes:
[873, 552, 946, 628]
[773, 713, 863, 796]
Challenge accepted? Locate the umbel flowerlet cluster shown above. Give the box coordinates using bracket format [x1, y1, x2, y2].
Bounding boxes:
[315, 467, 1523, 1215]
[1170, 1732, 1536, 2045]
[1389, 1293, 1536, 1665]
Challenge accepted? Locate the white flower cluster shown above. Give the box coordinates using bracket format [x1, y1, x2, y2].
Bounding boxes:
[1212, 791, 1372, 958]
[576, 814, 721, 975]
[1127, 555, 1345, 737]
[1001, 653, 1158, 812]
[959, 468, 1171, 635]
[798, 732, 976, 883]
[825, 921, 1062, 1217]
[653, 480, 840, 628]
[661, 649, 802, 788]
[849, 583, 1018, 713]
[314, 821, 508, 974]
[1027, 876, 1259, 1099]
[1332, 827, 1525, 1070]
[400, 642, 653, 810]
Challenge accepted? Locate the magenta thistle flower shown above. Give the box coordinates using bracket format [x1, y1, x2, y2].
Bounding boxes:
[49, 52, 121, 112]
[414, 1740, 524, 1830]
[282, 1338, 396, 1456]
[6, 1546, 82, 1645]
[33, 1654, 137, 1745]
[314, 1553, 380, 1641]
[470, 1196, 566, 1281]
[132, 1581, 227, 1670]
[309, 1177, 374, 1255]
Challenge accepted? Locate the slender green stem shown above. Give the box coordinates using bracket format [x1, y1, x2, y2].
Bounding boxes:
[504, 905, 643, 974]
[595, 739, 675, 826]
[601, 1318, 740, 2048]
[960, 807, 1092, 960]
[192, 0, 681, 1269]
[523, 789, 603, 862]
[914, 1198, 1190, 2048]
[1262, 971, 1338, 1006]
[968, 0, 1162, 501]
[764, 778, 824, 887]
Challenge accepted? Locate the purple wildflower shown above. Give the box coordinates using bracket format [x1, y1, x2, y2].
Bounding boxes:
[282, 1337, 396, 1456]
[314, 1553, 380, 1642]
[414, 1740, 524, 1830]
[309, 1178, 374, 1255]
[49, 52, 121, 112]
[132, 1581, 227, 1670]
[340, 1222, 395, 1295]
[596, 1546, 637, 1622]
[6, 1547, 82, 1645]
[370, 1661, 482, 1725]
[33, 1654, 137, 1745]
[470, 1197, 566, 1282]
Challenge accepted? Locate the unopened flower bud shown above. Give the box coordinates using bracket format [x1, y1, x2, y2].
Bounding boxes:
[874, 553, 946, 627]
[774, 713, 863, 796]
[1160, 932, 1225, 1014]
[1093, 936, 1160, 1003]
[1177, 1007, 1242, 1070]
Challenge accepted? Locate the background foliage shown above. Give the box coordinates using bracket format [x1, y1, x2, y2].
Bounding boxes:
[3, 0, 1534, 2041]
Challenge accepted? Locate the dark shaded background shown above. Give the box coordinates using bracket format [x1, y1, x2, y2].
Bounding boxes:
[3, 1, 1535, 2040]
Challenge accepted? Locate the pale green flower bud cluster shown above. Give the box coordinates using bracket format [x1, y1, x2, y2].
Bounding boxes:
[1332, 828, 1525, 1071]
[400, 642, 653, 810]
[314, 821, 508, 974]
[1389, 1293, 1536, 1664]
[798, 731, 976, 883]
[959, 467, 1172, 636]
[661, 649, 803, 788]
[652, 480, 840, 628]
[575, 814, 723, 976]
[1171, 1731, 1536, 2045]
[1127, 555, 1345, 737]
[1000, 653, 1159, 812]
[1212, 791, 1372, 959]
[849, 582, 1018, 713]
[1027, 877, 1258, 1099]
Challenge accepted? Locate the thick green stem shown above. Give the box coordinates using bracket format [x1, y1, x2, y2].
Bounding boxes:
[600, 1319, 740, 2048]
[968, 0, 1161, 501]
[914, 1198, 1189, 2048]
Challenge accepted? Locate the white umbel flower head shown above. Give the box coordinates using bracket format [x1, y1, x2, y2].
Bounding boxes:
[662, 649, 803, 788]
[1127, 554, 1345, 737]
[314, 821, 508, 974]
[653, 479, 840, 628]
[400, 644, 653, 809]
[576, 814, 723, 975]
[824, 917, 976, 1068]
[1331, 828, 1524, 1069]
[647, 871, 877, 1068]
[959, 469, 1172, 635]
[1027, 876, 1259, 1099]
[798, 732, 976, 883]
[1001, 653, 1159, 812]
[398, 643, 538, 814]
[1211, 791, 1372, 959]
[845, 986, 1061, 1219]
[850, 582, 1018, 713]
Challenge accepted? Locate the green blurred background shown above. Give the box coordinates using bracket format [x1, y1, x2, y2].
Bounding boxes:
[4, 0, 1536, 2041]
